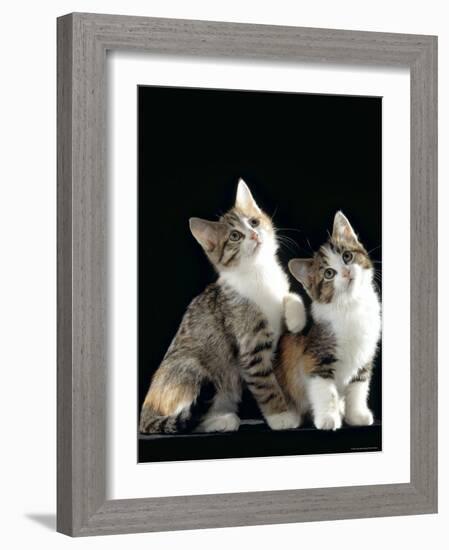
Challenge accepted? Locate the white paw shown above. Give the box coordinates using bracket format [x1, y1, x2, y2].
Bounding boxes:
[195, 413, 240, 433]
[345, 408, 374, 426]
[314, 411, 342, 431]
[283, 294, 307, 333]
[266, 410, 301, 430]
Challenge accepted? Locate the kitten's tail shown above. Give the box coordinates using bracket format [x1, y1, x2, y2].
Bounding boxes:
[139, 380, 216, 434]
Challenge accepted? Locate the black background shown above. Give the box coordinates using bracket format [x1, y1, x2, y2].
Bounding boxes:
[138, 85, 382, 462]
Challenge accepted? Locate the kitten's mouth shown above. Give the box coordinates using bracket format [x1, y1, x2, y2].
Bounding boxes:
[253, 240, 262, 253]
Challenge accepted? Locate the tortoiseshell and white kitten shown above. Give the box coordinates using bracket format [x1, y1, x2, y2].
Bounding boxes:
[139, 179, 306, 434]
[276, 212, 381, 430]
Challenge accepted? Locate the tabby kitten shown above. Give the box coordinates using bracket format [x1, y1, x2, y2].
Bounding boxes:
[276, 212, 381, 430]
[139, 179, 305, 434]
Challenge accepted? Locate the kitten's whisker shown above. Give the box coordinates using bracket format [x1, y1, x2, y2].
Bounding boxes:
[277, 235, 301, 251]
[279, 246, 297, 256]
[278, 234, 299, 247]
[276, 227, 303, 234]
[278, 237, 301, 253]
[277, 238, 300, 255]
[367, 245, 382, 255]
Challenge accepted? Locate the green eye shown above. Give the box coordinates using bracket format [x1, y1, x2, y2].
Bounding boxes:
[229, 231, 242, 242]
[249, 217, 260, 228]
[324, 268, 336, 280]
[342, 251, 353, 264]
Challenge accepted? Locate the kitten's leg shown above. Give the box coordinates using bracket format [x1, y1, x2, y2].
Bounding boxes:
[344, 363, 374, 426]
[307, 376, 342, 431]
[283, 293, 307, 333]
[241, 332, 300, 430]
[195, 391, 241, 433]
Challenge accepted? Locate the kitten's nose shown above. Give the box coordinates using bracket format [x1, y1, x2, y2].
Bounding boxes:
[250, 231, 258, 241]
[343, 267, 351, 279]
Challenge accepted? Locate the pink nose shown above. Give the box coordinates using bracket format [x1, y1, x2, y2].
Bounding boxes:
[343, 268, 351, 278]
[250, 231, 258, 241]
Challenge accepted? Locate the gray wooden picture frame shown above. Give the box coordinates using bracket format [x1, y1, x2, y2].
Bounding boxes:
[57, 12, 438, 537]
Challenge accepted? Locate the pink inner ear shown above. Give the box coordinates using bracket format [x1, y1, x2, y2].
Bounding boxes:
[205, 239, 216, 252]
[341, 227, 350, 239]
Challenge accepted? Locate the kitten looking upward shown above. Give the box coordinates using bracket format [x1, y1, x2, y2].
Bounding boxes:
[277, 212, 381, 430]
[139, 179, 305, 433]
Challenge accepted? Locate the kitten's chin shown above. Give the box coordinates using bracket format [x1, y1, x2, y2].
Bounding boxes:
[341, 273, 369, 300]
[257, 237, 277, 257]
[245, 239, 263, 258]
[341, 266, 371, 298]
[240, 236, 276, 264]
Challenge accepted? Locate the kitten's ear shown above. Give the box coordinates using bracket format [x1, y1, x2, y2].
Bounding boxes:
[189, 217, 227, 253]
[332, 211, 359, 243]
[235, 179, 261, 214]
[288, 259, 314, 287]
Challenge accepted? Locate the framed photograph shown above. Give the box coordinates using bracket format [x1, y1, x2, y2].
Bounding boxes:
[57, 13, 437, 536]
[137, 86, 383, 463]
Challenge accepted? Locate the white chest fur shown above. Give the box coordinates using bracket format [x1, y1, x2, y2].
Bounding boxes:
[219, 260, 289, 342]
[313, 286, 381, 386]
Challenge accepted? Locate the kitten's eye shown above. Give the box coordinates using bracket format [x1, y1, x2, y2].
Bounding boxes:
[324, 268, 336, 280]
[342, 251, 353, 264]
[229, 231, 242, 242]
[249, 217, 260, 228]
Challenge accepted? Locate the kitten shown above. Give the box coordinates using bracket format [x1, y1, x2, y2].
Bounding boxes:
[276, 211, 381, 430]
[139, 179, 306, 434]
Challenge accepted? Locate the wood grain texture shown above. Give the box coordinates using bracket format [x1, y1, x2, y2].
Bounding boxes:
[57, 12, 438, 536]
[57, 13, 74, 536]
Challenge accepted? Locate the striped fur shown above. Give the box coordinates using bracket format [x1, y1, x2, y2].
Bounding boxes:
[276, 212, 381, 430]
[140, 180, 304, 433]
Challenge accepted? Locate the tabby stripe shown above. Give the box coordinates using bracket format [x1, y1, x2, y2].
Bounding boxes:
[253, 319, 267, 334]
[217, 243, 227, 264]
[158, 417, 169, 432]
[230, 341, 240, 359]
[247, 381, 271, 391]
[258, 392, 277, 405]
[311, 368, 335, 379]
[227, 212, 241, 225]
[317, 248, 329, 263]
[318, 354, 337, 366]
[251, 341, 273, 355]
[246, 366, 273, 377]
[350, 364, 372, 383]
[248, 356, 263, 367]
[223, 249, 239, 266]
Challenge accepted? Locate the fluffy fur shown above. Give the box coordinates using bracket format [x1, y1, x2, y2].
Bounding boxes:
[140, 179, 305, 433]
[276, 211, 381, 430]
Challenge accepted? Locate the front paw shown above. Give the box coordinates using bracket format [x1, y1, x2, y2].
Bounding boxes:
[345, 408, 374, 426]
[283, 293, 306, 333]
[314, 411, 342, 431]
[266, 410, 301, 430]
